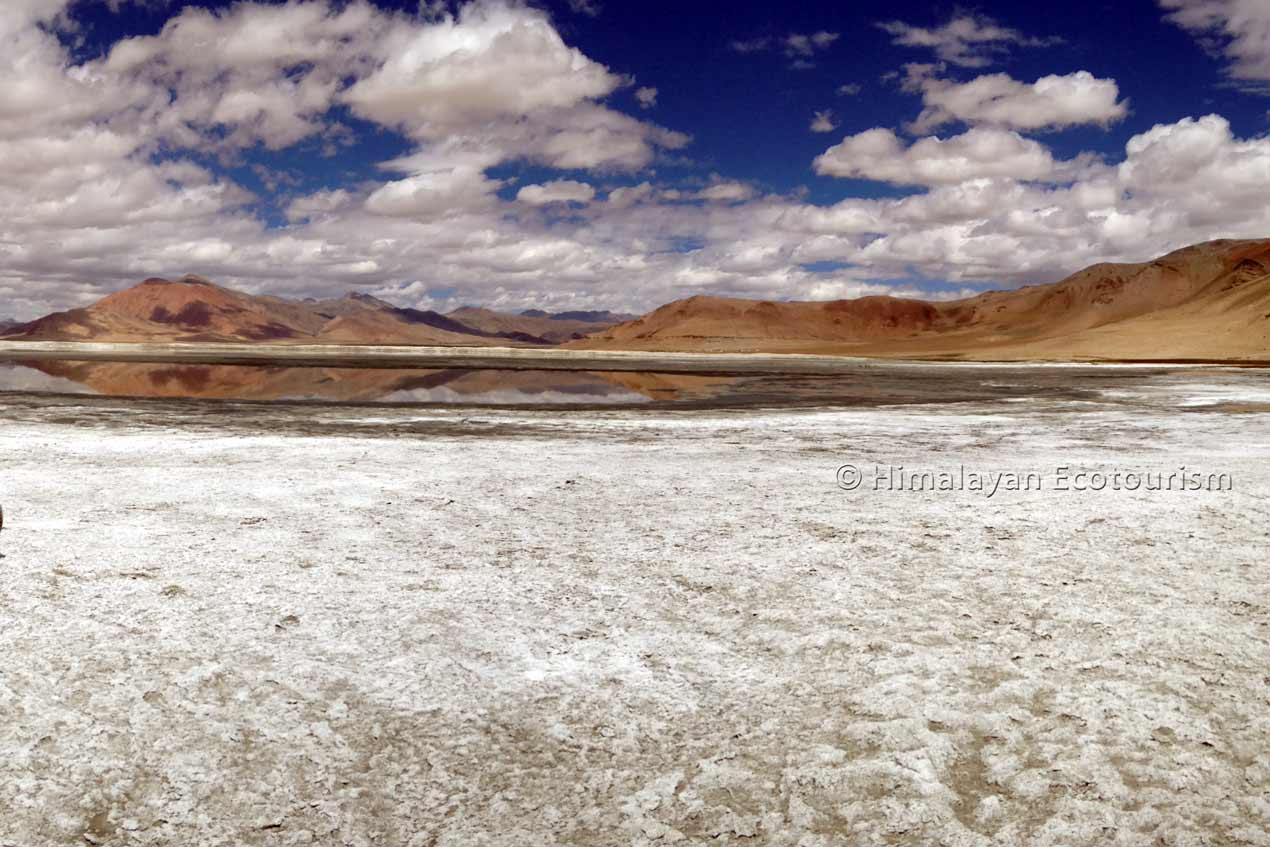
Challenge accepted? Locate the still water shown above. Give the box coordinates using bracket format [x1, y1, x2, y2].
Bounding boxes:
[4, 358, 1268, 411]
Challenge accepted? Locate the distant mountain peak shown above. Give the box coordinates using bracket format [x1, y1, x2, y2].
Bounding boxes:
[139, 275, 214, 287]
[1, 274, 566, 347]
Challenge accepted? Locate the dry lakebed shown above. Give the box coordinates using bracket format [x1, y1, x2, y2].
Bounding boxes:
[0, 361, 1269, 846]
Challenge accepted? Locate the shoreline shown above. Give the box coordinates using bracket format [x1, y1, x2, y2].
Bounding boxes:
[2, 340, 1267, 373]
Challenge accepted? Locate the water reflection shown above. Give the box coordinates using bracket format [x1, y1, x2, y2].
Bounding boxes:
[4, 357, 1251, 409]
[0, 360, 734, 405]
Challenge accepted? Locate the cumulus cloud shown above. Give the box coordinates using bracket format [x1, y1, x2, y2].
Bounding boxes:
[517, 180, 597, 206]
[96, 0, 685, 173]
[877, 14, 1060, 68]
[365, 148, 505, 219]
[696, 181, 757, 203]
[788, 111, 1270, 284]
[341, 2, 621, 135]
[0, 0, 73, 38]
[1117, 114, 1270, 222]
[813, 127, 1057, 186]
[0, 0, 696, 316]
[1161, 0, 1270, 89]
[810, 110, 839, 133]
[7, 0, 1270, 321]
[102, 2, 390, 151]
[635, 86, 658, 109]
[907, 70, 1129, 133]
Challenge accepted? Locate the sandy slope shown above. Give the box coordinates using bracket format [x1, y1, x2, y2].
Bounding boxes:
[1, 372, 1269, 845]
[575, 239, 1270, 360]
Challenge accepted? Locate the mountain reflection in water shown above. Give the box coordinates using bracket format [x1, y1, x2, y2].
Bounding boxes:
[0, 358, 1220, 409]
[0, 360, 736, 405]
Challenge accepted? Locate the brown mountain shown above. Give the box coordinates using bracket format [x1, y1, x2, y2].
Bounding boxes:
[446, 306, 622, 344]
[315, 308, 538, 346]
[4, 276, 558, 346]
[8, 276, 323, 342]
[573, 239, 1270, 360]
[8, 239, 1270, 360]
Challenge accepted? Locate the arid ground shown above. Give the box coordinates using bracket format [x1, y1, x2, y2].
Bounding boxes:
[2, 366, 1269, 846]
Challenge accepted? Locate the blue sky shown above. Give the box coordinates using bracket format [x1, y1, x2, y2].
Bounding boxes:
[61, 0, 1267, 207]
[3, 0, 1270, 317]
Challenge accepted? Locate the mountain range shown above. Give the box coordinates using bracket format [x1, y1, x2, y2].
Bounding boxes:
[2, 277, 624, 346]
[573, 239, 1270, 360]
[4, 238, 1270, 360]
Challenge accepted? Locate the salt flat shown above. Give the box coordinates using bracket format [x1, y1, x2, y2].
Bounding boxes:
[2, 373, 1269, 846]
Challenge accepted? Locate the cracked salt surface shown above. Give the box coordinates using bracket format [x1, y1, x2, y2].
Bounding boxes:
[1, 371, 1270, 846]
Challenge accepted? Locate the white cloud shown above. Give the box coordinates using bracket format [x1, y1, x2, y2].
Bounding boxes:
[1161, 0, 1270, 88]
[8, 0, 1270, 323]
[837, 83, 862, 96]
[635, 86, 658, 109]
[517, 180, 597, 206]
[341, 2, 620, 136]
[907, 70, 1129, 133]
[729, 37, 771, 54]
[730, 31, 840, 67]
[568, 0, 602, 17]
[103, 2, 389, 151]
[365, 148, 505, 220]
[785, 31, 840, 57]
[0, 0, 73, 38]
[877, 14, 1059, 68]
[96, 0, 684, 175]
[810, 110, 839, 133]
[696, 181, 757, 203]
[813, 127, 1057, 186]
[285, 189, 358, 223]
[521, 104, 690, 171]
[1118, 114, 1270, 223]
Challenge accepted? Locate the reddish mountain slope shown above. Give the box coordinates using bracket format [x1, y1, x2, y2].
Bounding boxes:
[9, 276, 324, 342]
[5, 277, 554, 346]
[7, 239, 1270, 359]
[575, 239, 1270, 360]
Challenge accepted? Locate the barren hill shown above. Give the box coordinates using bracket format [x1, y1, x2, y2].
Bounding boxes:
[4, 277, 564, 347]
[8, 239, 1270, 360]
[9, 276, 325, 343]
[447, 307, 621, 344]
[573, 239, 1270, 360]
